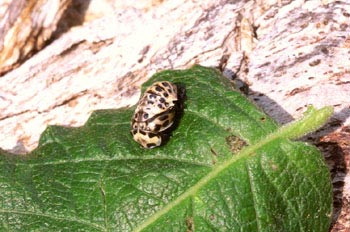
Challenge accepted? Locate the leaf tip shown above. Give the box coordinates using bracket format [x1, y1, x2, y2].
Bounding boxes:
[304, 105, 334, 119]
[275, 105, 334, 140]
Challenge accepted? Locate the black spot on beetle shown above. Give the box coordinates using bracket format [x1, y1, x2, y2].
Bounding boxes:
[162, 120, 170, 128]
[162, 82, 169, 87]
[146, 143, 157, 148]
[164, 92, 169, 97]
[154, 124, 162, 131]
[155, 86, 162, 92]
[139, 130, 147, 135]
[158, 114, 168, 121]
[160, 97, 165, 103]
[143, 113, 149, 119]
[148, 132, 158, 138]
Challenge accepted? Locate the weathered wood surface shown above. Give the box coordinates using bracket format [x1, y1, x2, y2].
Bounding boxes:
[0, 0, 349, 230]
[0, 0, 72, 74]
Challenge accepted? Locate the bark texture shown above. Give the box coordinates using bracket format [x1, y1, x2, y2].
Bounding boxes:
[0, 0, 72, 75]
[0, 0, 349, 230]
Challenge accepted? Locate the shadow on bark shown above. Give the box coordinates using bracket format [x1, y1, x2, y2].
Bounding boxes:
[50, 0, 92, 42]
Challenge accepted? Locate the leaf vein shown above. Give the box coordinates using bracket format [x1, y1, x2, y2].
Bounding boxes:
[0, 209, 105, 231]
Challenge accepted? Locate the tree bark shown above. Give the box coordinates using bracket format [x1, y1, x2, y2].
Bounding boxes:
[0, 0, 72, 74]
[0, 0, 348, 230]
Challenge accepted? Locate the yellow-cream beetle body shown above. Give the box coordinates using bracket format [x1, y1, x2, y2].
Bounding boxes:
[131, 81, 178, 148]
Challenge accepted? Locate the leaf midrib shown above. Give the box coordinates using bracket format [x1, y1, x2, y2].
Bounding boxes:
[133, 126, 278, 232]
[133, 106, 332, 231]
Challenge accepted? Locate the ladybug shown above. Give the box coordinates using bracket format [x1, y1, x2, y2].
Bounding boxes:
[131, 81, 179, 148]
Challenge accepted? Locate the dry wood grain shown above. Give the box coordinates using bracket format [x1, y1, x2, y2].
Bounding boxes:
[0, 0, 72, 75]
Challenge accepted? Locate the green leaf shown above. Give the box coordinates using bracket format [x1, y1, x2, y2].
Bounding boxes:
[0, 65, 332, 231]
